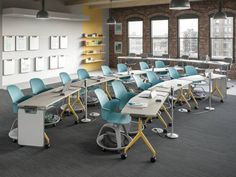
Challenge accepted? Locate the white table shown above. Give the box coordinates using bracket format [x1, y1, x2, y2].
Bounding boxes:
[18, 87, 80, 148]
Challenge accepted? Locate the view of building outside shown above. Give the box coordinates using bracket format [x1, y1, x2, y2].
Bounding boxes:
[151, 19, 168, 56]
[210, 17, 233, 59]
[128, 21, 143, 54]
[179, 18, 198, 58]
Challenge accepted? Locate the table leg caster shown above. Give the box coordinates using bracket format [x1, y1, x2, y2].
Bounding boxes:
[150, 156, 156, 163]
[194, 106, 199, 109]
[74, 120, 79, 124]
[121, 153, 127, 160]
[163, 129, 168, 134]
[45, 144, 50, 149]
[187, 109, 191, 112]
[220, 100, 224, 103]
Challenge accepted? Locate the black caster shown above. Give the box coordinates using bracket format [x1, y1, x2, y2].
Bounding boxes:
[147, 119, 152, 124]
[45, 144, 50, 149]
[220, 100, 224, 103]
[150, 156, 156, 163]
[101, 148, 106, 152]
[53, 124, 56, 127]
[74, 120, 79, 124]
[168, 123, 172, 127]
[121, 153, 127, 160]
[144, 124, 147, 129]
[187, 109, 191, 112]
[12, 139, 17, 143]
[163, 129, 168, 134]
[194, 106, 199, 110]
[179, 102, 183, 106]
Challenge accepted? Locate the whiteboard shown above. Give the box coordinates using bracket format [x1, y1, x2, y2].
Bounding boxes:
[16, 36, 27, 51]
[3, 59, 15, 75]
[58, 55, 66, 68]
[35, 56, 45, 71]
[50, 36, 59, 49]
[20, 58, 31, 73]
[49, 56, 58, 69]
[60, 36, 68, 49]
[3, 36, 15, 52]
[29, 36, 40, 50]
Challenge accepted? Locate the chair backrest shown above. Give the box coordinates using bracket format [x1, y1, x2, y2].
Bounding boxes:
[7, 85, 24, 104]
[185, 65, 198, 76]
[168, 67, 181, 79]
[101, 65, 113, 76]
[94, 89, 110, 109]
[111, 80, 128, 100]
[133, 74, 144, 88]
[155, 61, 166, 68]
[139, 61, 149, 70]
[146, 71, 161, 85]
[59, 72, 72, 85]
[77, 68, 90, 80]
[30, 78, 47, 95]
[117, 63, 128, 72]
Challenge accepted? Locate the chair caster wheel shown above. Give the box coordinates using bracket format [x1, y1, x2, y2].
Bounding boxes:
[53, 124, 56, 127]
[45, 144, 50, 149]
[220, 100, 224, 103]
[150, 156, 156, 163]
[101, 148, 106, 152]
[168, 123, 172, 127]
[74, 121, 79, 124]
[194, 106, 199, 109]
[187, 109, 191, 112]
[121, 153, 127, 160]
[163, 129, 168, 134]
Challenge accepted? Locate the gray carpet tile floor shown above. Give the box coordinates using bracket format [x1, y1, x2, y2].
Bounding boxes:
[0, 82, 236, 177]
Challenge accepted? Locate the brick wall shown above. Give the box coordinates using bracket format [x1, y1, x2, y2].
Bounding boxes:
[109, 0, 236, 78]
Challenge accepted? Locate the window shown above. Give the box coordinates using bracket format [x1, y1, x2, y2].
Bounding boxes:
[151, 17, 168, 56]
[128, 19, 143, 54]
[178, 16, 198, 58]
[210, 16, 234, 59]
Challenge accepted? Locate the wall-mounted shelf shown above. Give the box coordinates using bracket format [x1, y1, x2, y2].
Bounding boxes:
[82, 52, 105, 56]
[83, 60, 104, 64]
[2, 8, 90, 22]
[82, 44, 105, 47]
[82, 37, 105, 39]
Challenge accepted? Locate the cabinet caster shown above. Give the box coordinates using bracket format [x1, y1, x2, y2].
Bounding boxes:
[150, 156, 156, 163]
[220, 100, 224, 103]
[121, 153, 127, 160]
[45, 144, 50, 149]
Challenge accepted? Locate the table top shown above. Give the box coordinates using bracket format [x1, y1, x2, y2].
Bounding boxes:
[18, 87, 80, 109]
[71, 76, 115, 87]
[118, 56, 230, 66]
[179, 75, 206, 82]
[121, 90, 169, 116]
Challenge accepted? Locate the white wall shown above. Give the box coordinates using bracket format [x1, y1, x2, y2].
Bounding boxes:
[2, 16, 83, 87]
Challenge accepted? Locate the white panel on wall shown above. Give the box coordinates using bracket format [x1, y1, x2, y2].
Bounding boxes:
[50, 36, 59, 49]
[3, 59, 15, 75]
[49, 56, 58, 69]
[60, 36, 68, 49]
[16, 36, 27, 51]
[20, 58, 31, 73]
[58, 55, 66, 68]
[35, 56, 44, 71]
[29, 36, 39, 50]
[3, 36, 15, 51]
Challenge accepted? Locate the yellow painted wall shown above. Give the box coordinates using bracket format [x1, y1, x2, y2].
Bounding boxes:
[82, 6, 104, 71]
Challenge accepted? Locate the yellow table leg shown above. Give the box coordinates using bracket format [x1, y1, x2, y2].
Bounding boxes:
[188, 85, 199, 109]
[72, 92, 86, 111]
[123, 118, 157, 157]
[212, 80, 224, 101]
[44, 132, 50, 147]
[60, 96, 79, 123]
[156, 113, 168, 129]
[161, 105, 173, 122]
[180, 88, 191, 111]
[105, 82, 112, 100]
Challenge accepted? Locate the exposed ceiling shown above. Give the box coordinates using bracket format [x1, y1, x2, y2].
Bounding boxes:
[64, 0, 205, 9]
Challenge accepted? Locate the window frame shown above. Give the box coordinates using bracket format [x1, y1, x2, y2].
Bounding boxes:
[177, 14, 199, 59]
[150, 16, 169, 57]
[127, 17, 144, 55]
[209, 13, 235, 61]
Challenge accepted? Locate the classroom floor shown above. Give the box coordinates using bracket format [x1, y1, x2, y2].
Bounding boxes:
[0, 81, 236, 177]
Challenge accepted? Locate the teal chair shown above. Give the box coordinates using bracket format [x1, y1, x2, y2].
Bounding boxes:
[77, 68, 90, 80]
[155, 61, 169, 76]
[117, 63, 128, 73]
[30, 78, 52, 95]
[168, 67, 183, 79]
[139, 61, 149, 70]
[59, 72, 79, 85]
[185, 65, 198, 76]
[101, 65, 113, 76]
[146, 71, 163, 86]
[111, 80, 136, 110]
[7, 85, 32, 141]
[95, 89, 131, 151]
[133, 75, 151, 91]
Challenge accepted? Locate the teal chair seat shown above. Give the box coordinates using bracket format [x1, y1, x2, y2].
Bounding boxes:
[111, 80, 136, 110]
[146, 71, 163, 86]
[133, 75, 151, 91]
[30, 78, 52, 95]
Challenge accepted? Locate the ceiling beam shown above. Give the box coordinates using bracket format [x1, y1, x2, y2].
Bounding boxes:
[65, 0, 136, 6]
